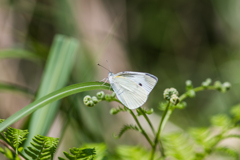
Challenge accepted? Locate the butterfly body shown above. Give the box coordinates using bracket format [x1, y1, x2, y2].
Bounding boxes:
[108, 71, 158, 109]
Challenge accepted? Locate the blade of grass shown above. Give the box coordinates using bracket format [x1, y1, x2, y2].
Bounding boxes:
[0, 49, 44, 61]
[0, 82, 111, 132]
[25, 35, 79, 148]
[0, 82, 34, 98]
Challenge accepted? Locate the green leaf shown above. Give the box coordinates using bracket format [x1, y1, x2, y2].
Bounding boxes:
[214, 147, 239, 160]
[25, 135, 59, 160]
[114, 124, 140, 139]
[175, 101, 187, 109]
[0, 49, 44, 61]
[162, 132, 195, 160]
[223, 134, 240, 140]
[189, 128, 214, 148]
[26, 34, 79, 148]
[4, 147, 14, 159]
[0, 82, 34, 98]
[136, 108, 153, 116]
[0, 82, 111, 132]
[0, 147, 4, 153]
[60, 147, 96, 160]
[210, 114, 231, 128]
[82, 143, 106, 160]
[158, 102, 168, 111]
[109, 106, 128, 115]
[4, 127, 29, 154]
[0, 119, 4, 124]
[116, 145, 159, 160]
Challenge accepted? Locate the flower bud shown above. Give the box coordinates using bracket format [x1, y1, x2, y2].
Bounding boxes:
[87, 100, 95, 107]
[96, 91, 105, 100]
[105, 94, 111, 101]
[83, 95, 91, 104]
[222, 82, 231, 91]
[214, 81, 222, 91]
[110, 108, 117, 115]
[83, 95, 95, 107]
[187, 89, 196, 98]
[202, 78, 212, 88]
[91, 96, 98, 104]
[170, 94, 180, 105]
[186, 80, 193, 89]
[186, 80, 192, 87]
[111, 92, 116, 98]
[163, 88, 179, 101]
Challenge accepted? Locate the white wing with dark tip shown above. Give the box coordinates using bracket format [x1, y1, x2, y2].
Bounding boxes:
[110, 71, 158, 109]
[115, 71, 158, 94]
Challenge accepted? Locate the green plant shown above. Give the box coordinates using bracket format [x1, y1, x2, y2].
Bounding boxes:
[82, 78, 238, 160]
[0, 75, 239, 160]
[24, 135, 59, 160]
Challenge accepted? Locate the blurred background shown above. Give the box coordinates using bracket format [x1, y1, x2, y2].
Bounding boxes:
[0, 0, 240, 159]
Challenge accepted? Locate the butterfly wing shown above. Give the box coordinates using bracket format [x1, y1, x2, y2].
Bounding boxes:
[111, 72, 158, 109]
[115, 71, 158, 94]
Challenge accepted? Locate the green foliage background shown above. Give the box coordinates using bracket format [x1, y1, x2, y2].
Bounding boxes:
[0, 0, 240, 159]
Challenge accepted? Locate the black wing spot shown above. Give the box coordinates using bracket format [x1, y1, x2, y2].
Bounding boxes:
[139, 83, 142, 86]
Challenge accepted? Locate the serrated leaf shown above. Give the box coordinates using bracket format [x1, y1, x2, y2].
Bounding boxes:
[3, 127, 28, 154]
[27, 146, 40, 155]
[63, 151, 75, 159]
[109, 106, 128, 115]
[30, 141, 42, 150]
[189, 128, 215, 147]
[24, 149, 38, 159]
[214, 147, 239, 160]
[61, 147, 96, 160]
[162, 132, 195, 160]
[211, 114, 231, 128]
[136, 108, 153, 116]
[116, 145, 159, 160]
[25, 134, 59, 159]
[114, 124, 140, 139]
[83, 143, 106, 160]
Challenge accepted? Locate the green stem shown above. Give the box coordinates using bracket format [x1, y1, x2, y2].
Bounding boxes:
[138, 108, 155, 134]
[128, 109, 153, 147]
[150, 101, 171, 160]
[149, 85, 222, 159]
[113, 99, 153, 147]
[179, 86, 216, 101]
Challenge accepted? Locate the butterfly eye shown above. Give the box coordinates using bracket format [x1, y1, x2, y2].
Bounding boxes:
[139, 83, 142, 86]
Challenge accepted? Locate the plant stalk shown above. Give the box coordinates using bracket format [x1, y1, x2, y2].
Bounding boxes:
[138, 108, 155, 134]
[150, 101, 171, 160]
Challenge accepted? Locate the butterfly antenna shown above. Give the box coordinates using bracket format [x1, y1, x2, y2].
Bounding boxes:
[106, 60, 112, 72]
[97, 63, 110, 72]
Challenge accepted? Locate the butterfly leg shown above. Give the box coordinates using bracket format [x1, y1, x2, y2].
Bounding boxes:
[100, 77, 109, 86]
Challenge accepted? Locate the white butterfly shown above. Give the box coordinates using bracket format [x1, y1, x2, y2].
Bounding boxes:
[99, 63, 158, 109]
